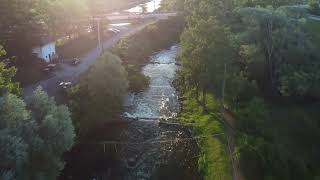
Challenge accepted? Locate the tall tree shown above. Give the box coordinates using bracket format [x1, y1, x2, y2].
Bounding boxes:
[0, 0, 46, 58]
[69, 52, 128, 135]
[0, 88, 75, 180]
[0, 45, 20, 96]
[180, 17, 234, 109]
[236, 7, 318, 97]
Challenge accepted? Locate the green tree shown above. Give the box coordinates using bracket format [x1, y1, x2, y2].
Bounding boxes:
[0, 88, 75, 180]
[87, 52, 128, 101]
[0, 0, 46, 57]
[180, 17, 234, 110]
[0, 45, 20, 96]
[236, 7, 318, 97]
[160, 0, 185, 11]
[309, 0, 320, 15]
[69, 52, 128, 135]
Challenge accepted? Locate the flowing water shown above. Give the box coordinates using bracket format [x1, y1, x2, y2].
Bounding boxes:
[124, 45, 180, 120]
[119, 45, 201, 180]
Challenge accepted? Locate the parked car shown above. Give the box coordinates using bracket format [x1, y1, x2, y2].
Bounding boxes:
[59, 81, 72, 89]
[43, 63, 57, 73]
[70, 58, 80, 66]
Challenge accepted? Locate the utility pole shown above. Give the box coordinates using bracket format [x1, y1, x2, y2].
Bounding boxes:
[154, 0, 156, 13]
[96, 17, 104, 54]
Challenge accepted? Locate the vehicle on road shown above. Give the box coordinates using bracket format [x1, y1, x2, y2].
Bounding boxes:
[108, 28, 121, 34]
[59, 81, 72, 89]
[70, 58, 81, 66]
[43, 63, 57, 73]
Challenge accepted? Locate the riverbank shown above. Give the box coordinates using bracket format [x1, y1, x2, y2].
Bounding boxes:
[176, 91, 232, 180]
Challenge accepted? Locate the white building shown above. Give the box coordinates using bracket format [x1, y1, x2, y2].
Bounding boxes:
[32, 37, 57, 63]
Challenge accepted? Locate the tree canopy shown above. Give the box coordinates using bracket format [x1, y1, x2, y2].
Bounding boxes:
[174, 0, 320, 179]
[0, 45, 20, 96]
[0, 87, 75, 180]
[68, 52, 128, 135]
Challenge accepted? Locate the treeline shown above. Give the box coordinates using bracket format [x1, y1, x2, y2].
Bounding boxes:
[163, 0, 320, 179]
[0, 0, 142, 62]
[0, 48, 75, 179]
[0, 1, 139, 179]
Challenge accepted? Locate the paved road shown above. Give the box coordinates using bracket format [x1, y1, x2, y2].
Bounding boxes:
[23, 20, 157, 97]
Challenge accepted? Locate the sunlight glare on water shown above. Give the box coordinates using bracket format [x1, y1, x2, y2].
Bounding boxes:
[124, 45, 180, 120]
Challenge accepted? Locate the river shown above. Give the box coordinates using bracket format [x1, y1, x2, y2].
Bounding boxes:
[124, 45, 180, 120]
[119, 45, 201, 180]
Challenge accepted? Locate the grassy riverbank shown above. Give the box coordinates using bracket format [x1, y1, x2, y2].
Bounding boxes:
[178, 92, 232, 180]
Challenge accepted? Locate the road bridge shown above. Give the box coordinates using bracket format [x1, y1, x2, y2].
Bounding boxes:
[104, 12, 178, 21]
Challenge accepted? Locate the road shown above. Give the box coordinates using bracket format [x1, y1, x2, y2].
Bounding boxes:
[23, 20, 157, 97]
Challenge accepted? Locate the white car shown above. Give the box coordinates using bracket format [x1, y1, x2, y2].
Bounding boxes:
[59, 82, 72, 89]
[108, 28, 121, 34]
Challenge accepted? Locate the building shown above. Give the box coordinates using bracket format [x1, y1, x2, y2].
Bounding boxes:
[32, 37, 57, 63]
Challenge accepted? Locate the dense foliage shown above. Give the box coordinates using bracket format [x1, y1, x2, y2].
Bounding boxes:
[1, 45, 74, 179]
[309, 0, 320, 15]
[0, 46, 20, 96]
[0, 88, 75, 180]
[68, 52, 128, 136]
[165, 0, 320, 179]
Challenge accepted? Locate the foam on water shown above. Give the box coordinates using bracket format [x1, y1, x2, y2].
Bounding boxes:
[124, 45, 180, 121]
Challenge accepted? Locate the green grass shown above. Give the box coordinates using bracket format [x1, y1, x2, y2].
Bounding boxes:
[306, 19, 320, 48]
[179, 92, 232, 180]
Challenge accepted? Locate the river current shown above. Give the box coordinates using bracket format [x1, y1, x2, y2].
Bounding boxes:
[119, 45, 201, 180]
[124, 45, 180, 120]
